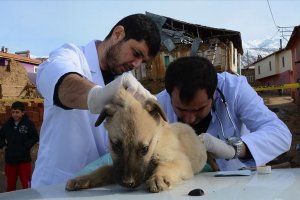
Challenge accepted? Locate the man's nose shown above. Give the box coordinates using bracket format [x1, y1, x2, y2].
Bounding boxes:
[131, 58, 143, 69]
[182, 113, 196, 125]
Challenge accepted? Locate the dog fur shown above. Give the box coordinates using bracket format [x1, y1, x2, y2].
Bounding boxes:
[65, 87, 207, 192]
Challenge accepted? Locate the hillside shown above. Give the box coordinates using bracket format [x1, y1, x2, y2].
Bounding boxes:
[241, 37, 288, 68]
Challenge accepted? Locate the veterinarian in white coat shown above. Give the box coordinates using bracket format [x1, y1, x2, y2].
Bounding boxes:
[157, 56, 292, 171]
[31, 14, 161, 187]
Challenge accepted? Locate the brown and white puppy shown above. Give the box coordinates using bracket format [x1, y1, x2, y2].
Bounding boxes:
[66, 87, 207, 192]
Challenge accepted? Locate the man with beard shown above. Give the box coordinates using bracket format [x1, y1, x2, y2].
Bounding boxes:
[31, 13, 161, 187]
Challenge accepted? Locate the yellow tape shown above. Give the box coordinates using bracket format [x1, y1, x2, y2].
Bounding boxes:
[0, 98, 44, 103]
[0, 83, 299, 101]
[254, 83, 300, 91]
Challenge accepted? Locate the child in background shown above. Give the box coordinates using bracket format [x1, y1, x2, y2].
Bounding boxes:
[0, 101, 39, 191]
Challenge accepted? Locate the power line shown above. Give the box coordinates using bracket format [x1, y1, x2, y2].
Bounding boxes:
[266, 1, 294, 42]
[278, 26, 294, 42]
[269, 29, 280, 40]
[266, 0, 279, 31]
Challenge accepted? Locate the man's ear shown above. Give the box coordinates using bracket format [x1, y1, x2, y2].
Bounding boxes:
[112, 25, 125, 43]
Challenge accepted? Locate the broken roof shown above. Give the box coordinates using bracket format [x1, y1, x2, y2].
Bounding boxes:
[147, 12, 243, 55]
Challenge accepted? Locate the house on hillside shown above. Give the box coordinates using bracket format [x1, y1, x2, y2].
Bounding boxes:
[0, 47, 43, 99]
[286, 25, 300, 105]
[0, 47, 43, 84]
[133, 12, 243, 93]
[252, 48, 293, 95]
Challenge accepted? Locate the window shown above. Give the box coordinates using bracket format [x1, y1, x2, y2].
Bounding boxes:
[0, 58, 5, 66]
[34, 66, 39, 73]
[282, 57, 285, 68]
[247, 75, 254, 83]
[164, 56, 170, 68]
[258, 66, 261, 74]
[233, 50, 236, 65]
[0, 58, 10, 66]
[269, 61, 272, 71]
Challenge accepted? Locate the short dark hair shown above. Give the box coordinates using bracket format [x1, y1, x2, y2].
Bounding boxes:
[11, 101, 25, 111]
[105, 14, 161, 57]
[165, 56, 218, 104]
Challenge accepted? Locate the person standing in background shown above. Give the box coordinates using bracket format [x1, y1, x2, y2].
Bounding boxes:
[0, 101, 39, 191]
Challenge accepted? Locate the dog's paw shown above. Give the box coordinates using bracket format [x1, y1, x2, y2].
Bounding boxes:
[65, 177, 91, 191]
[145, 174, 172, 193]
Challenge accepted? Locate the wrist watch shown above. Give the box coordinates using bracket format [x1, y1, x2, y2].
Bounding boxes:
[226, 137, 243, 159]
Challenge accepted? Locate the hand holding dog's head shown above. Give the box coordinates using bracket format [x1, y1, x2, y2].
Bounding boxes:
[95, 89, 167, 127]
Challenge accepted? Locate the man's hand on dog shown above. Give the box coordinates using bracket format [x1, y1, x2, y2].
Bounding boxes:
[200, 133, 236, 159]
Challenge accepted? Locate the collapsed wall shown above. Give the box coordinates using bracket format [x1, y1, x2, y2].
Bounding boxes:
[0, 59, 40, 100]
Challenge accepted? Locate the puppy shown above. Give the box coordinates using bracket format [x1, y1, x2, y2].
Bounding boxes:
[66, 87, 207, 192]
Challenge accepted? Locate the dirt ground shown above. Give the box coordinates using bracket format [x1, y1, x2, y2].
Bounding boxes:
[261, 94, 300, 168]
[0, 94, 299, 193]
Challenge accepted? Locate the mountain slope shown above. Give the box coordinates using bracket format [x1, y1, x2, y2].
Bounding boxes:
[241, 38, 287, 68]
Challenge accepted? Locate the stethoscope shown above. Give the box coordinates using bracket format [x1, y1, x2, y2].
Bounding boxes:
[213, 88, 239, 140]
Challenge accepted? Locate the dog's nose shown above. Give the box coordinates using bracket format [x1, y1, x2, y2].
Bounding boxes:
[122, 177, 135, 188]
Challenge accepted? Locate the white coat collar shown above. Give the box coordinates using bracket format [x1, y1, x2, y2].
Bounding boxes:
[83, 40, 100, 74]
[82, 40, 105, 86]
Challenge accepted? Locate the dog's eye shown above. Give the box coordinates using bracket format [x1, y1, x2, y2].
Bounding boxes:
[139, 146, 149, 156]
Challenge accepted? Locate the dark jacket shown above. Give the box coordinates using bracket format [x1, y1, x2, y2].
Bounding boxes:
[0, 115, 39, 164]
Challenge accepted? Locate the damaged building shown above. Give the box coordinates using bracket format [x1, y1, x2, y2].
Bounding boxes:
[0, 47, 42, 100]
[133, 12, 244, 93]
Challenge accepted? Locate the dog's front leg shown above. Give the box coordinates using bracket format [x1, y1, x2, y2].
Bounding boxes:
[145, 158, 194, 193]
[66, 165, 115, 191]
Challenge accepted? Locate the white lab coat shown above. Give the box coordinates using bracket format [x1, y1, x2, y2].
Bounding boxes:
[31, 41, 110, 187]
[157, 72, 292, 171]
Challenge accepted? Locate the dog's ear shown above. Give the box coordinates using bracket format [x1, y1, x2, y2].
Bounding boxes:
[95, 90, 127, 127]
[95, 104, 117, 127]
[143, 98, 167, 122]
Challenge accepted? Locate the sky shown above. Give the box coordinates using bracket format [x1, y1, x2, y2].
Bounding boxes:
[1, 0, 300, 57]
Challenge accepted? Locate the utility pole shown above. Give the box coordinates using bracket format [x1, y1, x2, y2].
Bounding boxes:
[278, 26, 293, 42]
